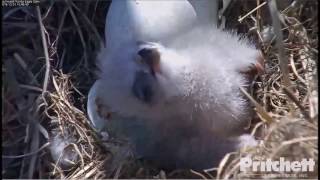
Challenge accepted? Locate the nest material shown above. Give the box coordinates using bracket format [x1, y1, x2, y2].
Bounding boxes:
[2, 0, 318, 179]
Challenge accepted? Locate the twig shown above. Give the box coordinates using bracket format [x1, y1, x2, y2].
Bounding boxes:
[13, 53, 39, 86]
[216, 152, 237, 179]
[238, 1, 267, 23]
[91, 0, 99, 21]
[190, 169, 207, 179]
[271, 136, 318, 158]
[223, 162, 241, 179]
[289, 54, 307, 86]
[267, 0, 291, 88]
[55, 7, 68, 47]
[70, 1, 103, 43]
[28, 121, 40, 178]
[283, 87, 312, 121]
[240, 87, 274, 123]
[41, 3, 54, 20]
[3, 7, 25, 20]
[113, 162, 123, 179]
[256, 0, 262, 32]
[72, 162, 95, 178]
[65, 0, 88, 67]
[19, 84, 43, 92]
[2, 142, 50, 159]
[36, 6, 51, 94]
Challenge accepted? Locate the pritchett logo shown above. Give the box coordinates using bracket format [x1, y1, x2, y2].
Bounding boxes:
[240, 157, 315, 172]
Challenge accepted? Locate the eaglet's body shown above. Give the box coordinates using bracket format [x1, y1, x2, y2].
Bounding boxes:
[87, 0, 259, 170]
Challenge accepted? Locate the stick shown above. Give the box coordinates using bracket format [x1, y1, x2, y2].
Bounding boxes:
[36, 6, 51, 94]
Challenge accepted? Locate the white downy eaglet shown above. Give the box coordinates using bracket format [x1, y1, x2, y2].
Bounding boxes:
[87, 0, 260, 169]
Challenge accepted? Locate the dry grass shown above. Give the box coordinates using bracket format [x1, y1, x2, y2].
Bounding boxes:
[2, 0, 318, 179]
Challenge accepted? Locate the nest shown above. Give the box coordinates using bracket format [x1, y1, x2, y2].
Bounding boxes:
[2, 0, 318, 179]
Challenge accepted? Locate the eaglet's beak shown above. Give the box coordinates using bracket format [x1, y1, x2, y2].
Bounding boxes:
[132, 47, 162, 104]
[138, 48, 161, 77]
